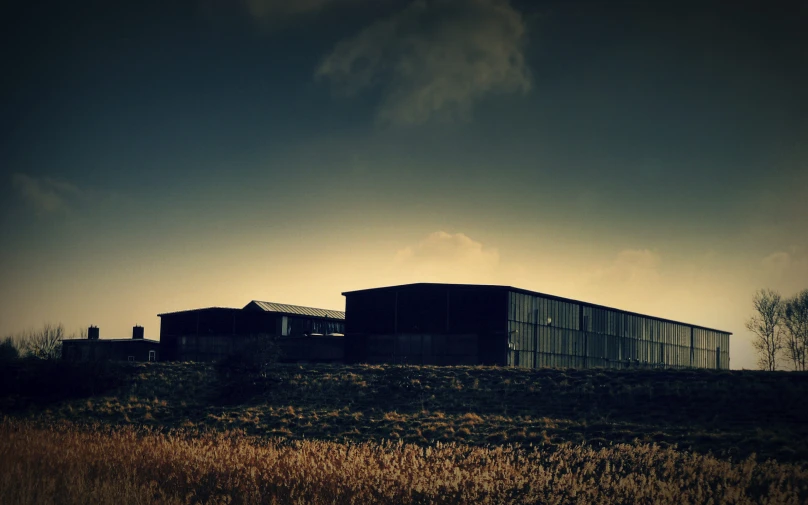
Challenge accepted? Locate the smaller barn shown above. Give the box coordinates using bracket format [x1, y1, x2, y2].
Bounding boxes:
[61, 326, 160, 362]
[158, 300, 345, 362]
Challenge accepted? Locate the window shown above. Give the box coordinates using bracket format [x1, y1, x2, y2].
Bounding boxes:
[128, 356, 135, 362]
[148, 350, 156, 362]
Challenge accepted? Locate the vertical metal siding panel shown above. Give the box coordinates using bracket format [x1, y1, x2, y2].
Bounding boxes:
[508, 292, 513, 321]
[699, 329, 704, 368]
[549, 328, 555, 367]
[726, 333, 730, 369]
[688, 327, 692, 368]
[523, 321, 528, 355]
[564, 329, 569, 365]
[516, 293, 522, 323]
[727, 334, 730, 369]
[675, 325, 679, 368]
[522, 295, 533, 323]
[552, 327, 557, 367]
[665, 322, 670, 367]
[672, 327, 676, 368]
[702, 330, 706, 368]
[541, 298, 547, 326]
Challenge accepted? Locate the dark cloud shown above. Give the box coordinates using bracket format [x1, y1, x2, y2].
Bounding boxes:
[317, 0, 531, 125]
[11, 174, 81, 213]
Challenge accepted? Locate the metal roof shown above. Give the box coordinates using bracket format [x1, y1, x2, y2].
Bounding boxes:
[157, 307, 240, 317]
[244, 301, 345, 320]
[342, 283, 732, 335]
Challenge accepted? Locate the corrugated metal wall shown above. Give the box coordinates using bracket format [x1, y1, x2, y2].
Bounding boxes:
[507, 291, 730, 370]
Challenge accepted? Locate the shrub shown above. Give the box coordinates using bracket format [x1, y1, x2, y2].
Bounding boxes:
[216, 336, 283, 375]
[0, 338, 19, 361]
[214, 336, 284, 404]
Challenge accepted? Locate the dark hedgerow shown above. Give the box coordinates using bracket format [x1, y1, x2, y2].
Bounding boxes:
[0, 358, 134, 409]
[214, 336, 284, 404]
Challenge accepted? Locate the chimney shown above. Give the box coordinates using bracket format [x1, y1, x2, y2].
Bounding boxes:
[132, 325, 144, 340]
[88, 326, 99, 340]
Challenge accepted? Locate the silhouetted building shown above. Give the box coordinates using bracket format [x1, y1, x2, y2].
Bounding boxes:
[343, 283, 731, 369]
[158, 301, 345, 362]
[62, 326, 159, 362]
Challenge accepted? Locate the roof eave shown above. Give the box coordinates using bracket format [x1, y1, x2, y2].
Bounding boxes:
[340, 282, 732, 335]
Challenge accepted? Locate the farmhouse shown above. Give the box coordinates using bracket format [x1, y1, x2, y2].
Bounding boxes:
[343, 283, 731, 369]
[158, 301, 345, 362]
[61, 325, 160, 362]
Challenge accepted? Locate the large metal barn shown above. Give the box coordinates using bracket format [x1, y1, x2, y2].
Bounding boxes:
[343, 283, 730, 369]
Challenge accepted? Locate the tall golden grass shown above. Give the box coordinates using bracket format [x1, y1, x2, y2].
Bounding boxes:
[2, 418, 806, 505]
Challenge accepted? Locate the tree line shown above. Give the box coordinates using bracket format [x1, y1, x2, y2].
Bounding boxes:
[746, 289, 808, 371]
[0, 323, 85, 361]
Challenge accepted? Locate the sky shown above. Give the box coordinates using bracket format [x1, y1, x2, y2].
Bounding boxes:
[1, 0, 806, 369]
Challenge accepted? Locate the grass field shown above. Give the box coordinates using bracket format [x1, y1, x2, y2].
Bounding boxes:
[2, 419, 807, 505]
[2, 360, 808, 503]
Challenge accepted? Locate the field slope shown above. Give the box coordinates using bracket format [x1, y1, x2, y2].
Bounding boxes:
[3, 361, 808, 462]
[3, 361, 808, 504]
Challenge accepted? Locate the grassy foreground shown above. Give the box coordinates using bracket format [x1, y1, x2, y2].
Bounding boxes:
[3, 361, 808, 503]
[4, 361, 808, 462]
[2, 418, 807, 505]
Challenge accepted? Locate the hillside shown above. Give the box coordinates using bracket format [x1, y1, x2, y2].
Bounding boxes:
[2, 361, 808, 462]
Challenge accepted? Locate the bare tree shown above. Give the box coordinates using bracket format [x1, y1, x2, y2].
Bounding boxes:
[782, 289, 808, 371]
[21, 322, 65, 360]
[63, 326, 88, 340]
[746, 289, 784, 371]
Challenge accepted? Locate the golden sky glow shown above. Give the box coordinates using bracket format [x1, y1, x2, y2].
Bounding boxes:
[2, 1, 807, 369]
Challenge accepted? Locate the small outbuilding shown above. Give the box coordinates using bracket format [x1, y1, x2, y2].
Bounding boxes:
[61, 325, 160, 362]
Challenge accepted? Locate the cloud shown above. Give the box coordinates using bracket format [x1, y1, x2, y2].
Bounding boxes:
[571, 249, 667, 312]
[11, 173, 81, 213]
[316, 0, 531, 125]
[761, 251, 791, 277]
[242, 0, 351, 20]
[589, 249, 662, 285]
[760, 249, 808, 294]
[199, 0, 374, 28]
[394, 231, 500, 281]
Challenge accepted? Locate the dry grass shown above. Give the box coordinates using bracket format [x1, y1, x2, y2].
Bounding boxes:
[8, 362, 807, 462]
[2, 418, 807, 505]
